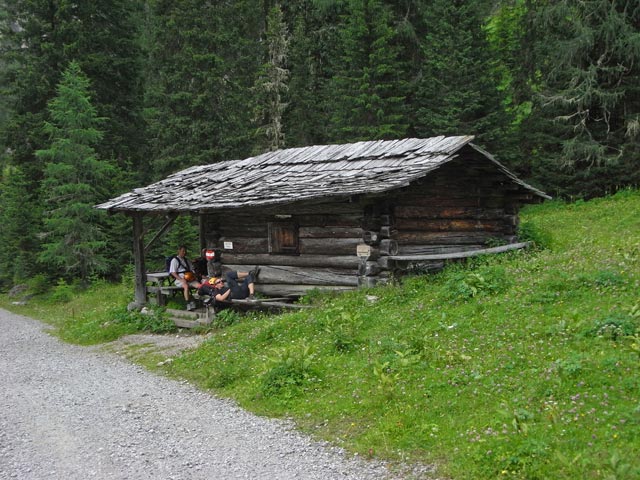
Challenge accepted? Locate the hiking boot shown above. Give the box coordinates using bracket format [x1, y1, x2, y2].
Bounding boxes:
[246, 294, 258, 302]
[186, 301, 196, 311]
[250, 266, 261, 279]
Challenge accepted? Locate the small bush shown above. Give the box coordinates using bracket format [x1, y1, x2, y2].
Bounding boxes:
[120, 264, 135, 289]
[444, 265, 510, 300]
[484, 236, 507, 248]
[323, 310, 363, 353]
[26, 274, 51, 295]
[578, 270, 626, 289]
[205, 363, 246, 389]
[59, 305, 176, 345]
[112, 306, 176, 334]
[212, 308, 242, 329]
[584, 312, 639, 341]
[51, 279, 74, 303]
[260, 343, 320, 398]
[299, 288, 341, 305]
[518, 220, 552, 249]
[553, 354, 584, 376]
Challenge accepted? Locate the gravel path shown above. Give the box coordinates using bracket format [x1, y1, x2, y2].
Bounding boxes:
[0, 309, 433, 480]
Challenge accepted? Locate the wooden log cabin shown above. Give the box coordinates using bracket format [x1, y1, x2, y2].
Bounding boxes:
[97, 136, 549, 306]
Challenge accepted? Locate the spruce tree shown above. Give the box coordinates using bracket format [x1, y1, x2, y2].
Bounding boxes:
[0, 0, 145, 178]
[536, 0, 640, 197]
[253, 4, 290, 152]
[0, 1, 14, 159]
[0, 0, 61, 185]
[485, 0, 544, 172]
[284, 1, 343, 147]
[145, 0, 262, 178]
[328, 0, 409, 142]
[165, 215, 200, 260]
[412, 0, 506, 149]
[0, 166, 41, 288]
[55, 0, 146, 173]
[36, 62, 117, 282]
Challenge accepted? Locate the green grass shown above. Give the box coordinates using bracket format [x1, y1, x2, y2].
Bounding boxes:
[0, 279, 177, 344]
[2, 189, 639, 479]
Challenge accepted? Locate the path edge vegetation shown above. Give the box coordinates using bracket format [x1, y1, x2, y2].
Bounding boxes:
[2, 190, 639, 480]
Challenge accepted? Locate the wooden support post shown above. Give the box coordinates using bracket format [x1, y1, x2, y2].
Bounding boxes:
[132, 213, 147, 308]
[199, 213, 206, 252]
[143, 213, 177, 254]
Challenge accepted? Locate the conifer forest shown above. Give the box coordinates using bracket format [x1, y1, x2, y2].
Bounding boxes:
[0, 0, 638, 287]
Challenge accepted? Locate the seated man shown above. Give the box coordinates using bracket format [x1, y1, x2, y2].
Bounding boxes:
[169, 245, 201, 311]
[205, 270, 258, 303]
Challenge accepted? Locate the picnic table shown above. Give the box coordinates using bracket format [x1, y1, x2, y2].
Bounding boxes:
[146, 271, 182, 306]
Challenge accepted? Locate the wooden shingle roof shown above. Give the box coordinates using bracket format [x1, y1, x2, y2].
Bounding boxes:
[97, 136, 548, 213]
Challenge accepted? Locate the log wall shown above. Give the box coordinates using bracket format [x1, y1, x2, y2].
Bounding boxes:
[389, 155, 526, 258]
[201, 205, 368, 296]
[198, 152, 533, 295]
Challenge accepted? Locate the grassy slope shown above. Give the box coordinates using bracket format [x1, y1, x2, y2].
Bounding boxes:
[169, 190, 640, 479]
[2, 190, 639, 479]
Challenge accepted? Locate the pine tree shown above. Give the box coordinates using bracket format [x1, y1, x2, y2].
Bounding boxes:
[536, 0, 640, 197]
[328, 0, 409, 142]
[145, 0, 263, 178]
[0, 166, 41, 288]
[0, 0, 146, 178]
[36, 61, 118, 282]
[253, 3, 290, 152]
[412, 0, 507, 149]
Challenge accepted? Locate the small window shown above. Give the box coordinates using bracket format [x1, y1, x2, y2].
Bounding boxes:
[268, 222, 299, 254]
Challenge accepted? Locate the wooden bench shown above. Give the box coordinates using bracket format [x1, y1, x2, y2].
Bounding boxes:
[146, 272, 183, 306]
[387, 242, 532, 270]
[146, 271, 312, 311]
[228, 298, 311, 310]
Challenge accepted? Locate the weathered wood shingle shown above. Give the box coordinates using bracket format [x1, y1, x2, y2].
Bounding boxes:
[96, 135, 548, 213]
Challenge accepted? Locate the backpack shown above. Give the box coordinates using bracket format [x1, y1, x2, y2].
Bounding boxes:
[166, 255, 189, 273]
[192, 256, 207, 279]
[165, 256, 176, 273]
